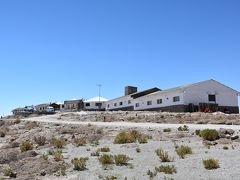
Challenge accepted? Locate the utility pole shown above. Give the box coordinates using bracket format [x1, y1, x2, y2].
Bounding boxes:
[97, 84, 102, 110]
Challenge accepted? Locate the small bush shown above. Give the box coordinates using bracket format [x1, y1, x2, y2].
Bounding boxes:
[200, 129, 219, 141]
[71, 157, 89, 171]
[15, 117, 21, 124]
[41, 153, 49, 161]
[163, 128, 171, 133]
[52, 138, 66, 148]
[3, 167, 13, 177]
[156, 165, 177, 174]
[178, 125, 189, 132]
[203, 159, 220, 170]
[136, 147, 141, 153]
[223, 146, 229, 150]
[147, 169, 157, 178]
[114, 130, 149, 144]
[48, 150, 54, 155]
[74, 137, 87, 147]
[20, 141, 33, 152]
[114, 154, 131, 166]
[114, 131, 135, 144]
[91, 151, 100, 157]
[99, 154, 114, 165]
[99, 147, 110, 152]
[195, 129, 201, 136]
[53, 150, 63, 162]
[155, 149, 172, 162]
[176, 146, 192, 159]
[138, 136, 148, 144]
[34, 136, 46, 146]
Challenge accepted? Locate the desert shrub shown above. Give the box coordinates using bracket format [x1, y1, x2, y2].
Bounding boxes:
[99, 147, 110, 152]
[138, 136, 148, 144]
[41, 153, 49, 161]
[223, 146, 229, 150]
[203, 159, 220, 170]
[176, 146, 192, 159]
[163, 128, 171, 133]
[147, 169, 157, 178]
[0, 131, 5, 137]
[91, 151, 100, 157]
[200, 129, 219, 141]
[52, 138, 66, 148]
[155, 149, 172, 162]
[99, 154, 114, 165]
[129, 130, 142, 141]
[25, 122, 38, 130]
[114, 131, 135, 144]
[71, 157, 89, 171]
[136, 147, 141, 153]
[178, 125, 189, 132]
[15, 117, 21, 124]
[20, 141, 33, 152]
[195, 129, 201, 136]
[53, 150, 63, 162]
[74, 137, 87, 147]
[48, 149, 54, 155]
[114, 154, 131, 166]
[114, 130, 149, 144]
[156, 165, 177, 174]
[34, 136, 46, 146]
[3, 167, 13, 177]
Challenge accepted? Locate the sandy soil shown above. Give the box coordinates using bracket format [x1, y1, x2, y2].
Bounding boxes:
[1, 111, 240, 180]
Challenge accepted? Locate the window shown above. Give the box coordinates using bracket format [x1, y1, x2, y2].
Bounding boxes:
[85, 103, 90, 107]
[173, 96, 180, 102]
[119, 102, 123, 106]
[135, 103, 140, 107]
[107, 104, 110, 108]
[128, 100, 131, 104]
[208, 95, 216, 102]
[157, 99, 162, 104]
[95, 103, 102, 107]
[114, 103, 117, 107]
[147, 101, 152, 106]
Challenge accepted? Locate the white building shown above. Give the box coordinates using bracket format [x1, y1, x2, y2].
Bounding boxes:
[106, 80, 239, 114]
[84, 96, 108, 110]
[106, 87, 161, 111]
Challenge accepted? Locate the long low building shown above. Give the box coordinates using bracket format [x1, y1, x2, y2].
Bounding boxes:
[106, 80, 239, 114]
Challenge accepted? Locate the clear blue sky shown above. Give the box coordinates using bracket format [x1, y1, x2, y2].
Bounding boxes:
[0, 0, 240, 115]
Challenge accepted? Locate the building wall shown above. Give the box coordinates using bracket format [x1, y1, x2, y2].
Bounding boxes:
[64, 100, 83, 111]
[183, 80, 239, 107]
[106, 95, 133, 110]
[84, 101, 107, 110]
[133, 91, 184, 111]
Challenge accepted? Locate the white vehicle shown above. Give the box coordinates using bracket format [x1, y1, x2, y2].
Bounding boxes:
[46, 106, 54, 113]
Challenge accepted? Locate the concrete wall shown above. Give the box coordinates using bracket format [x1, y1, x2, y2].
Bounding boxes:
[106, 95, 133, 110]
[183, 80, 239, 107]
[133, 91, 184, 111]
[84, 101, 107, 110]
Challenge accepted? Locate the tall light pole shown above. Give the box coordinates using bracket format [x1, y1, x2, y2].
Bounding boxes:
[97, 84, 102, 110]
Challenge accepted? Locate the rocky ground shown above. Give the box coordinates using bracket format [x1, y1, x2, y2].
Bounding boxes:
[0, 111, 240, 180]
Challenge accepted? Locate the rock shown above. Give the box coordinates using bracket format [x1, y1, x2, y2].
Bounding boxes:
[17, 151, 38, 160]
[231, 135, 239, 141]
[226, 134, 231, 139]
[11, 141, 20, 148]
[226, 129, 235, 135]
[10, 172, 17, 178]
[218, 128, 235, 138]
[40, 170, 46, 176]
[0, 149, 19, 164]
